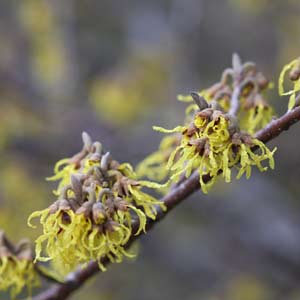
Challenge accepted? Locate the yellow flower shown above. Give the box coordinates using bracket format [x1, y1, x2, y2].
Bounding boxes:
[0, 232, 38, 298]
[278, 57, 300, 110]
[28, 132, 165, 274]
[240, 101, 274, 134]
[154, 103, 276, 194]
[178, 54, 274, 134]
[136, 134, 181, 182]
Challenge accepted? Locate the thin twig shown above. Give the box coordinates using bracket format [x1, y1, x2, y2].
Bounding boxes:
[228, 85, 241, 116]
[228, 53, 242, 116]
[32, 106, 300, 300]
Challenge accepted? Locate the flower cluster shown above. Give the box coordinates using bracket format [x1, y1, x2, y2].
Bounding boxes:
[178, 54, 274, 134]
[0, 231, 38, 298]
[279, 57, 300, 110]
[28, 132, 165, 274]
[137, 55, 276, 191]
[154, 96, 276, 193]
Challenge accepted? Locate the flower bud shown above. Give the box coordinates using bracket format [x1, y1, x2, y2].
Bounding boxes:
[82, 131, 93, 152]
[92, 202, 107, 224]
[101, 152, 112, 171]
[190, 92, 209, 111]
[289, 68, 300, 81]
[57, 199, 71, 211]
[114, 197, 128, 212]
[76, 200, 94, 218]
[105, 220, 119, 232]
[71, 174, 83, 200]
[256, 72, 269, 89]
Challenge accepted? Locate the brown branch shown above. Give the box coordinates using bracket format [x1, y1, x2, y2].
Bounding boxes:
[32, 106, 300, 300]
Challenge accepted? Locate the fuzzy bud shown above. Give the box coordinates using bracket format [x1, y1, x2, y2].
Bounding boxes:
[92, 202, 107, 224]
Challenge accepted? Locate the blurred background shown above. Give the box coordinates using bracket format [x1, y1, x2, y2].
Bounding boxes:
[1, 0, 300, 299]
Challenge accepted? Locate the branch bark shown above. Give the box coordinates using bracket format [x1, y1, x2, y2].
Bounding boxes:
[32, 106, 300, 300]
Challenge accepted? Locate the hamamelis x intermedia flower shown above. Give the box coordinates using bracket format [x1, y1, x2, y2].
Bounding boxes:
[0, 231, 38, 299]
[28, 132, 165, 274]
[138, 54, 276, 193]
[279, 57, 300, 110]
[178, 54, 274, 134]
[154, 94, 276, 194]
[136, 134, 181, 182]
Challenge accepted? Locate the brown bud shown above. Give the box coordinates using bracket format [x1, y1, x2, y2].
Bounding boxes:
[84, 184, 96, 202]
[210, 100, 222, 111]
[48, 201, 59, 214]
[114, 197, 128, 212]
[184, 123, 198, 137]
[17, 248, 32, 260]
[232, 53, 242, 74]
[76, 200, 94, 217]
[188, 138, 207, 154]
[94, 167, 104, 181]
[289, 68, 300, 81]
[82, 131, 93, 152]
[197, 108, 213, 120]
[104, 220, 119, 232]
[97, 188, 114, 202]
[68, 198, 81, 211]
[213, 88, 231, 102]
[105, 197, 116, 215]
[256, 72, 269, 89]
[92, 202, 107, 224]
[83, 176, 93, 187]
[110, 160, 120, 170]
[57, 199, 71, 211]
[242, 62, 256, 75]
[190, 92, 209, 111]
[203, 140, 210, 157]
[71, 175, 83, 200]
[241, 81, 255, 97]
[93, 141, 103, 155]
[101, 152, 111, 172]
[220, 69, 234, 85]
[211, 110, 223, 121]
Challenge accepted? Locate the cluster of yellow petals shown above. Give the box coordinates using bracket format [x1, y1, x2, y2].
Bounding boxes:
[137, 55, 277, 191]
[0, 232, 38, 299]
[278, 57, 300, 110]
[154, 106, 276, 194]
[136, 134, 181, 182]
[0, 256, 37, 299]
[29, 206, 135, 273]
[28, 133, 165, 275]
[240, 103, 273, 135]
[179, 90, 274, 135]
[178, 55, 274, 135]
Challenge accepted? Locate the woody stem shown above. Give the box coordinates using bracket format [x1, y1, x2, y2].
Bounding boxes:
[31, 105, 300, 300]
